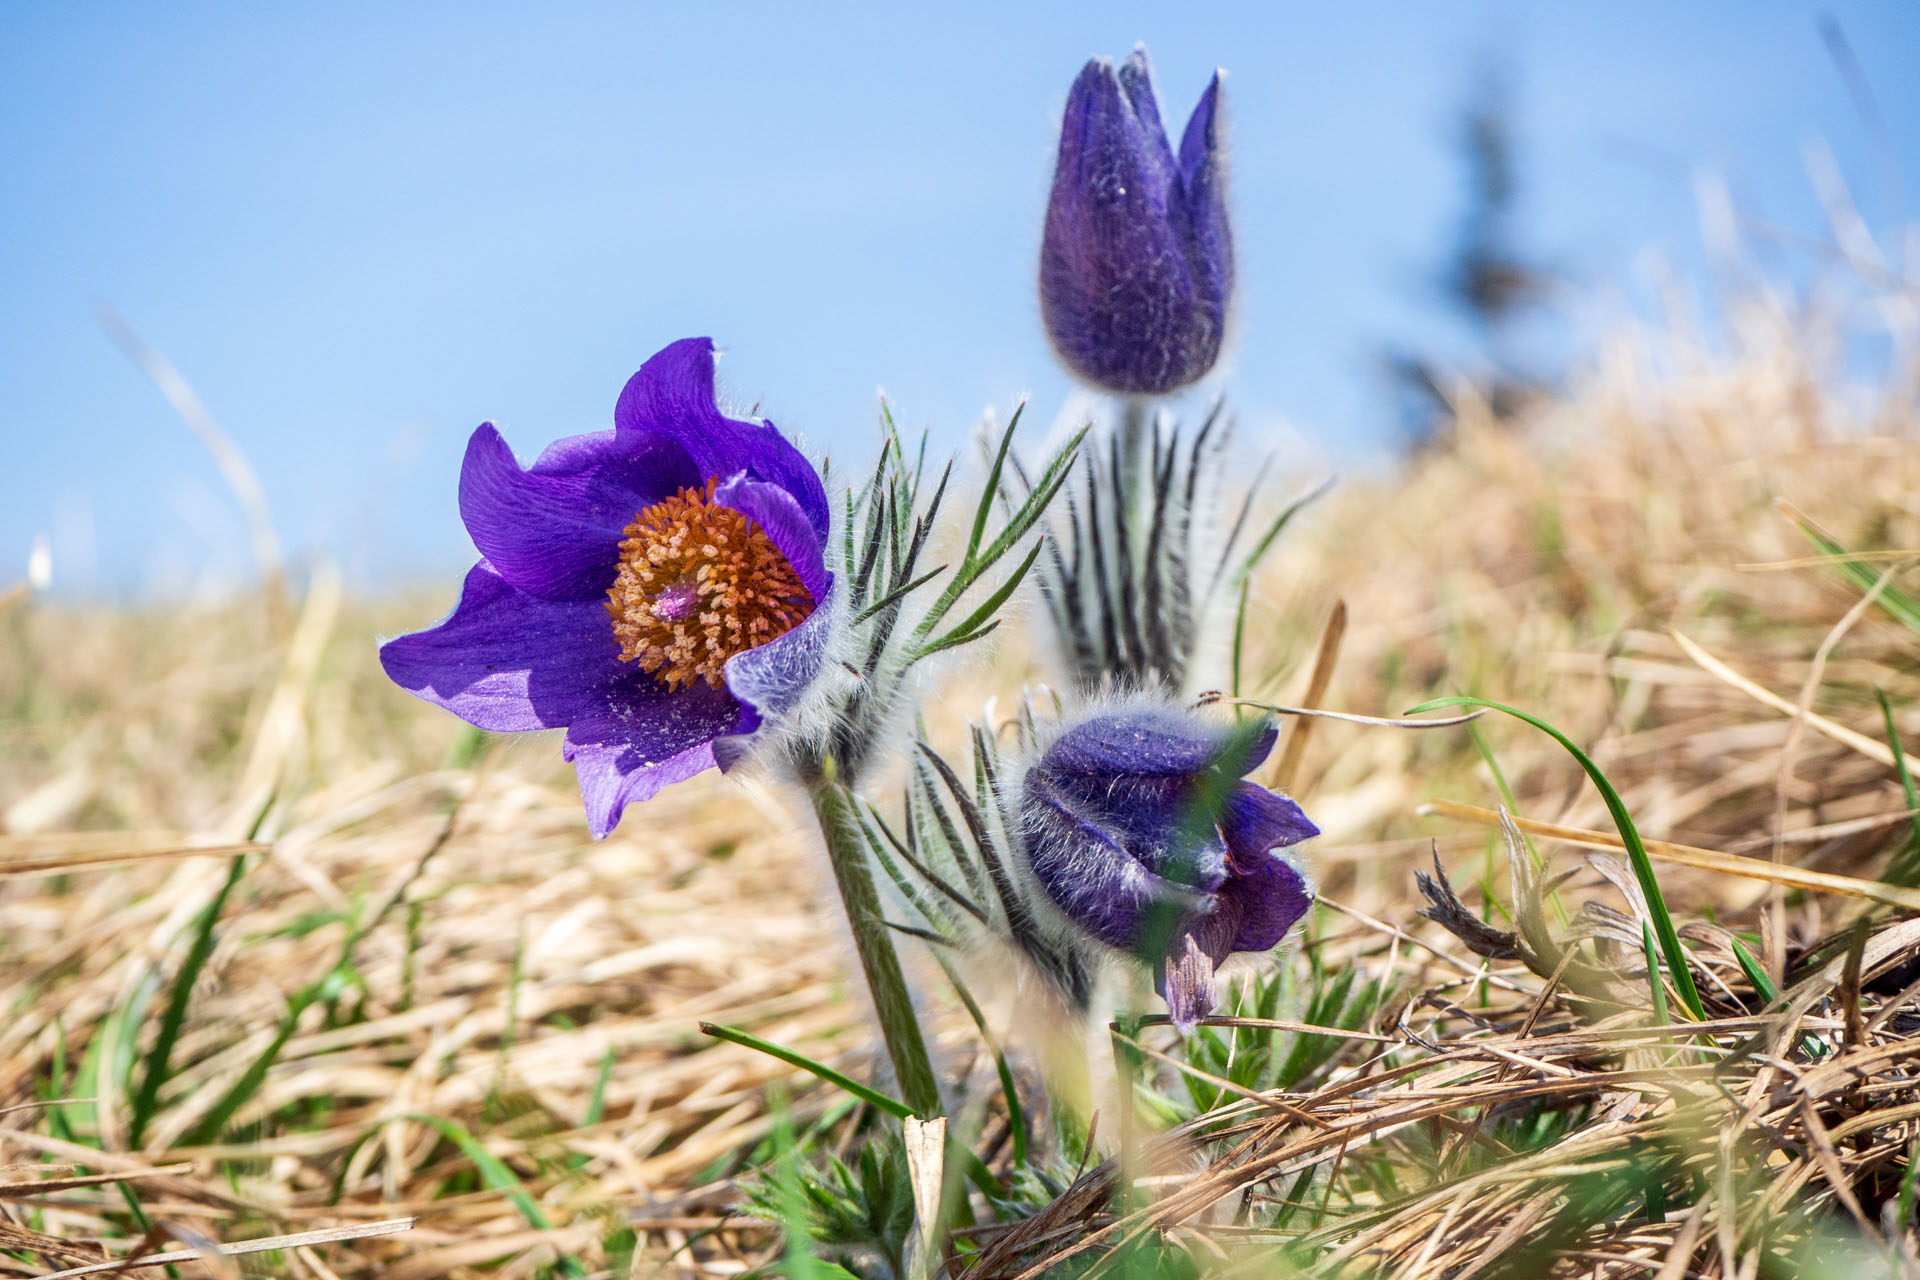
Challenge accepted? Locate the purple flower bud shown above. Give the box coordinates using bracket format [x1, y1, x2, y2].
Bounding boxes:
[1040, 45, 1232, 396]
[1020, 708, 1315, 1030]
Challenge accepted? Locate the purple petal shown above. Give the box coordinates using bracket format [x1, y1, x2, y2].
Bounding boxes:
[715, 588, 837, 770]
[1116, 46, 1177, 180]
[457, 425, 700, 602]
[381, 562, 748, 835]
[1240, 722, 1280, 772]
[613, 338, 829, 537]
[1223, 851, 1313, 953]
[1021, 769, 1211, 949]
[714, 472, 830, 601]
[562, 677, 744, 837]
[1158, 903, 1244, 1031]
[1220, 781, 1318, 866]
[1041, 709, 1225, 781]
[1175, 71, 1232, 315]
[1048, 55, 1180, 249]
[1032, 710, 1254, 889]
[709, 706, 763, 773]
[379, 562, 627, 733]
[569, 741, 716, 838]
[1176, 72, 1224, 197]
[1159, 928, 1219, 1032]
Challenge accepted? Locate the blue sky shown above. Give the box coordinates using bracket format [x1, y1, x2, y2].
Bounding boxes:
[3, 2, 1916, 594]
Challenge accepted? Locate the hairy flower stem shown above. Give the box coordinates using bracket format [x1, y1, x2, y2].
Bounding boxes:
[808, 779, 944, 1118]
[1116, 397, 1152, 556]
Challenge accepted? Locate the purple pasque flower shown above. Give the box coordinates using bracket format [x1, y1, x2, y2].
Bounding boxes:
[1040, 44, 1232, 396]
[380, 337, 835, 838]
[1019, 707, 1315, 1030]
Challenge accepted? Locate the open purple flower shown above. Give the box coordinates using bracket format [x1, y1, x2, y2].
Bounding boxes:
[380, 337, 835, 837]
[1040, 45, 1232, 396]
[1020, 707, 1315, 1030]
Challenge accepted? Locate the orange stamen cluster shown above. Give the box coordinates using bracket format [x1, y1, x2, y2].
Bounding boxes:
[605, 478, 815, 690]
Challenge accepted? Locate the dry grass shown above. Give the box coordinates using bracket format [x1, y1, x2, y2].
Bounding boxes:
[957, 300, 1920, 1276]
[1, 593, 872, 1274]
[5, 285, 1920, 1276]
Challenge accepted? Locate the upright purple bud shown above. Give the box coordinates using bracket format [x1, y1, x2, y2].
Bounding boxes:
[1040, 45, 1233, 396]
[1019, 708, 1315, 1030]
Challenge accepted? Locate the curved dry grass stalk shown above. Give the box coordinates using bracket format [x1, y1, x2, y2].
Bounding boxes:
[96, 306, 289, 631]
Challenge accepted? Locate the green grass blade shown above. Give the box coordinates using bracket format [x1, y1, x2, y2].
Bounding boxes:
[401, 1113, 586, 1276]
[1730, 936, 1825, 1056]
[565, 1046, 619, 1175]
[1409, 695, 1706, 1019]
[700, 1023, 1001, 1197]
[1877, 687, 1920, 888]
[765, 1090, 823, 1280]
[1899, 1130, 1920, 1232]
[182, 967, 353, 1146]
[129, 855, 241, 1143]
[701, 1022, 913, 1121]
[109, 973, 153, 1109]
[933, 955, 1029, 1168]
[1640, 922, 1670, 1026]
[405, 1112, 554, 1227]
[1787, 511, 1920, 637]
[1230, 579, 1250, 703]
[43, 1021, 157, 1239]
[1730, 937, 1779, 1006]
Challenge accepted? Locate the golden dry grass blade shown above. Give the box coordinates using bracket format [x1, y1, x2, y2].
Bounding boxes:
[0, 1162, 193, 1196]
[1670, 629, 1897, 767]
[1737, 548, 1920, 570]
[1269, 597, 1346, 792]
[96, 305, 287, 627]
[0, 843, 263, 878]
[226, 559, 342, 832]
[1766, 556, 1911, 976]
[1421, 798, 1920, 910]
[32, 1218, 414, 1280]
[376, 1225, 600, 1280]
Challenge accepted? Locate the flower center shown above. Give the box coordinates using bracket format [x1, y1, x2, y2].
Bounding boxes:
[604, 479, 815, 691]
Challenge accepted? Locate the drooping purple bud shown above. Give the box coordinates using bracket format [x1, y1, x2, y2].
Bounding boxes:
[1040, 45, 1233, 396]
[1019, 707, 1316, 1030]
